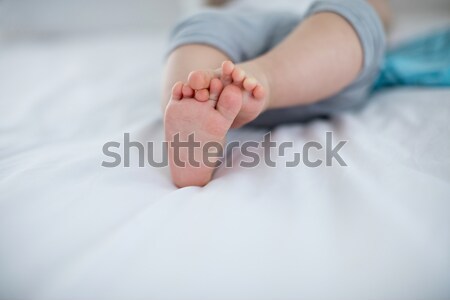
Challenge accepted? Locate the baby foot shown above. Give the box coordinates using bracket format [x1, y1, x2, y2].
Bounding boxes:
[164, 79, 242, 187]
[187, 61, 269, 128]
[226, 61, 269, 128]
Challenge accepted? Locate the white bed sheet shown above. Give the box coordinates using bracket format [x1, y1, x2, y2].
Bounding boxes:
[1, 14, 450, 300]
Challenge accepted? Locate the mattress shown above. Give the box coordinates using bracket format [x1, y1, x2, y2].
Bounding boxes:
[0, 12, 450, 300]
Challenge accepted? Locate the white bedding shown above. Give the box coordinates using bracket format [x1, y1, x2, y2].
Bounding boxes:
[1, 14, 450, 300]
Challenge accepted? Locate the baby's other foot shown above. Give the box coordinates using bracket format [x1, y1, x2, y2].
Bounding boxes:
[225, 61, 268, 128]
[164, 79, 242, 188]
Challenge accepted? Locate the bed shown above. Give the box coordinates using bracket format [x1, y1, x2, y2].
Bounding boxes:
[0, 3, 449, 300]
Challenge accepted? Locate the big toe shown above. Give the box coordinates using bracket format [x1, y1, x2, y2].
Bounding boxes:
[188, 70, 215, 90]
[216, 85, 242, 121]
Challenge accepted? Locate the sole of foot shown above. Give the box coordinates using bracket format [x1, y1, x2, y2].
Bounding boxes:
[164, 79, 243, 187]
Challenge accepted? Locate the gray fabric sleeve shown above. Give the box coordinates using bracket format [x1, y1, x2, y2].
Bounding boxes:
[166, 9, 293, 62]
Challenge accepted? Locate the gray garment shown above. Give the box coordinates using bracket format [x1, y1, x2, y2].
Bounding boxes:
[167, 0, 386, 127]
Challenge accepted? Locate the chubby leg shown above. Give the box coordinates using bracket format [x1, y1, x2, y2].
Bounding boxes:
[244, 11, 364, 110]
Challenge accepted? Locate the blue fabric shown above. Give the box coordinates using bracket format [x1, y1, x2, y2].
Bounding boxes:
[373, 27, 450, 91]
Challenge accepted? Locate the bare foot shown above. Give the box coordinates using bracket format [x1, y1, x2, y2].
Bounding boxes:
[164, 80, 243, 187]
[187, 61, 270, 128]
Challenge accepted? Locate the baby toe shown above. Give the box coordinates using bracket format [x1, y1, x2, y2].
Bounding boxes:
[243, 77, 258, 92]
[209, 78, 224, 101]
[195, 89, 210, 102]
[171, 81, 184, 100]
[188, 70, 214, 90]
[182, 84, 194, 98]
[221, 61, 235, 76]
[231, 68, 246, 84]
[253, 84, 265, 99]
